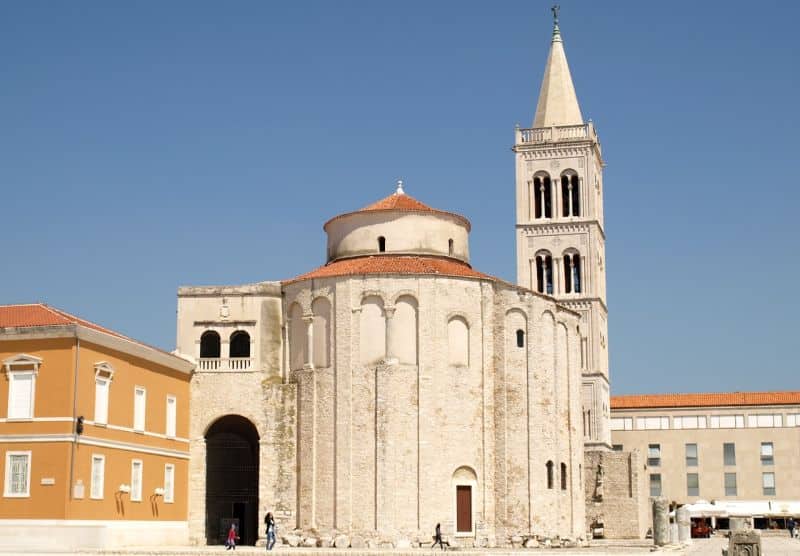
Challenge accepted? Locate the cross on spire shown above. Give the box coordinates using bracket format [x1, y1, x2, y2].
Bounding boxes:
[395, 179, 405, 195]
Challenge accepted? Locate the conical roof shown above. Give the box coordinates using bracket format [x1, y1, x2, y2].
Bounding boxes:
[532, 20, 584, 128]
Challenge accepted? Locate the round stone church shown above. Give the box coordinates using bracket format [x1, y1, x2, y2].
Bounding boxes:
[177, 183, 586, 547]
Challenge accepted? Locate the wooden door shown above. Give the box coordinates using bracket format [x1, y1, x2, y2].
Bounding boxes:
[456, 485, 472, 532]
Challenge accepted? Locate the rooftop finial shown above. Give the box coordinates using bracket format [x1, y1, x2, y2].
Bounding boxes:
[395, 179, 405, 195]
[551, 4, 562, 41]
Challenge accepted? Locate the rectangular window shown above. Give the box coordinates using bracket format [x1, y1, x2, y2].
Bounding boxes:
[90, 455, 105, 499]
[787, 414, 800, 427]
[131, 460, 143, 501]
[748, 414, 782, 428]
[685, 443, 698, 467]
[7, 373, 35, 419]
[711, 415, 745, 428]
[687, 473, 699, 497]
[760, 442, 774, 465]
[133, 387, 146, 432]
[636, 416, 670, 430]
[723, 443, 736, 466]
[3, 451, 31, 497]
[724, 472, 737, 496]
[166, 396, 177, 438]
[647, 444, 661, 467]
[610, 417, 633, 431]
[94, 378, 110, 425]
[674, 416, 707, 429]
[164, 464, 175, 503]
[762, 472, 775, 496]
[612, 444, 624, 452]
[649, 473, 662, 496]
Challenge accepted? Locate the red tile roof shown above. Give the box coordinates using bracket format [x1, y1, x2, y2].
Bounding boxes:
[611, 391, 800, 410]
[283, 255, 493, 285]
[0, 303, 180, 360]
[324, 192, 471, 231]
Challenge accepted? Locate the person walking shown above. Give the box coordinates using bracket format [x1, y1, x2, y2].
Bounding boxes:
[431, 522, 447, 550]
[226, 523, 239, 550]
[265, 512, 276, 550]
[788, 517, 796, 539]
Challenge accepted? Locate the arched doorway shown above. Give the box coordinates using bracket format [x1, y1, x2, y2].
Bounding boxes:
[205, 415, 259, 545]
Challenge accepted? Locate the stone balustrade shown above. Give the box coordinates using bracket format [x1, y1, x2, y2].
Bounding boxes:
[516, 122, 597, 145]
[197, 357, 253, 371]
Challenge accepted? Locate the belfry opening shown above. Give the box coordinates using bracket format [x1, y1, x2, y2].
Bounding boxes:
[205, 415, 259, 546]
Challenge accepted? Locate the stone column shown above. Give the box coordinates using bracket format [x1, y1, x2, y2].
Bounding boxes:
[538, 183, 545, 219]
[384, 305, 398, 365]
[676, 506, 691, 544]
[303, 315, 314, 368]
[567, 182, 574, 216]
[652, 497, 669, 546]
[551, 177, 558, 218]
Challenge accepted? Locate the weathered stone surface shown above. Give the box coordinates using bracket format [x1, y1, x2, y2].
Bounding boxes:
[282, 534, 301, 547]
[729, 529, 761, 556]
[510, 535, 524, 548]
[676, 506, 691, 544]
[333, 534, 350, 548]
[395, 538, 411, 549]
[349, 535, 366, 549]
[523, 537, 539, 548]
[652, 497, 669, 546]
[301, 537, 317, 548]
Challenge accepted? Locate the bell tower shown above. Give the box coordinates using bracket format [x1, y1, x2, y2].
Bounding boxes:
[513, 7, 611, 450]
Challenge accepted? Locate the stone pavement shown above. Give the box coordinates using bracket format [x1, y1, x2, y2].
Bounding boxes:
[3, 537, 799, 556]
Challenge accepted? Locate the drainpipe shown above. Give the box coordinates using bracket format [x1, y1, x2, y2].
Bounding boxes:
[68, 333, 81, 502]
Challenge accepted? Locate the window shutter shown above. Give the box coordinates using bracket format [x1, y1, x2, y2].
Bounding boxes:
[9, 374, 33, 419]
[9, 454, 29, 494]
[95, 379, 109, 424]
[133, 388, 146, 431]
[91, 456, 104, 498]
[166, 396, 176, 438]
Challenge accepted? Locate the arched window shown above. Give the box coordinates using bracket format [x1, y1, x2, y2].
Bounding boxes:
[447, 316, 469, 367]
[536, 254, 554, 294]
[229, 331, 250, 358]
[311, 297, 331, 368]
[546, 460, 554, 489]
[561, 174, 581, 217]
[448, 238, 454, 256]
[563, 252, 582, 293]
[200, 331, 221, 358]
[533, 175, 552, 219]
[378, 236, 386, 252]
[516, 329, 525, 348]
[561, 462, 568, 490]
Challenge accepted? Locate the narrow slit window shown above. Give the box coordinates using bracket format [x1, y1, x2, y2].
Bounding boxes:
[378, 236, 386, 252]
[516, 329, 525, 348]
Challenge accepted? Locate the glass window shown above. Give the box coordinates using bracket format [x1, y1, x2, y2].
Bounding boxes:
[610, 417, 633, 431]
[723, 443, 736, 466]
[94, 377, 110, 425]
[687, 473, 699, 497]
[724, 472, 737, 496]
[674, 416, 707, 429]
[636, 416, 670, 430]
[762, 472, 775, 496]
[748, 414, 782, 428]
[90, 455, 105, 499]
[133, 387, 146, 432]
[685, 443, 698, 467]
[649, 473, 662, 496]
[3, 451, 31, 497]
[647, 444, 661, 467]
[131, 460, 143, 501]
[760, 442, 774, 465]
[164, 464, 175, 503]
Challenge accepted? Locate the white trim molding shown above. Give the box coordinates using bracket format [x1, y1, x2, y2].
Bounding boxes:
[0, 434, 190, 460]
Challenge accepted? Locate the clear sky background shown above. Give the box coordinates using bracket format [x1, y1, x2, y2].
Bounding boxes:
[2, 1, 798, 395]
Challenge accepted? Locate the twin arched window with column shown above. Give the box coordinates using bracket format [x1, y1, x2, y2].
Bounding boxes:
[200, 330, 251, 359]
[532, 171, 581, 220]
[563, 252, 582, 294]
[535, 252, 554, 295]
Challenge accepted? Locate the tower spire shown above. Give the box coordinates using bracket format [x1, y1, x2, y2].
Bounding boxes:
[532, 6, 583, 128]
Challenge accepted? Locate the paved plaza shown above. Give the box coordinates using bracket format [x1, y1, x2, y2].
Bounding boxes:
[3, 536, 799, 556]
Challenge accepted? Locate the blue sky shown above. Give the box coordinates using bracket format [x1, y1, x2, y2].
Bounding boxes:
[1, 1, 798, 395]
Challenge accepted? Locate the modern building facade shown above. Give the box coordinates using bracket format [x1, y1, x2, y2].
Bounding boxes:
[611, 392, 800, 528]
[0, 303, 193, 550]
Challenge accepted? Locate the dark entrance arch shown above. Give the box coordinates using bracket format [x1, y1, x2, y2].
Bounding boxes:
[205, 415, 259, 546]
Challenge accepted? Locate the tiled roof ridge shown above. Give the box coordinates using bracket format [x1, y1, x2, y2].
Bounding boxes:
[0, 302, 182, 362]
[323, 192, 471, 231]
[611, 391, 800, 409]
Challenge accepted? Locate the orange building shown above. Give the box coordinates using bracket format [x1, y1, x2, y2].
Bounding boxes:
[0, 304, 193, 550]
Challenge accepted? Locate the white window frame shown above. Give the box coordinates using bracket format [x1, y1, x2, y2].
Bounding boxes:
[133, 386, 146, 432]
[163, 464, 175, 503]
[762, 472, 776, 495]
[165, 395, 177, 438]
[93, 362, 114, 425]
[90, 454, 105, 499]
[130, 459, 143, 502]
[4, 354, 41, 420]
[4, 450, 32, 498]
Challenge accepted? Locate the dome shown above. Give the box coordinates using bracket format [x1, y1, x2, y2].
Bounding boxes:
[323, 183, 471, 264]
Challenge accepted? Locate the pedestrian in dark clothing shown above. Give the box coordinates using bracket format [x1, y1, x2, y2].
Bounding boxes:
[226, 523, 239, 550]
[788, 517, 796, 538]
[431, 523, 448, 550]
[265, 512, 276, 550]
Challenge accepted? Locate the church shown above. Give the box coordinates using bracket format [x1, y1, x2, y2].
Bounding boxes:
[175, 12, 645, 548]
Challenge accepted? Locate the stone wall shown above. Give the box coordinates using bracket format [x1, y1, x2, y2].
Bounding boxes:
[583, 450, 649, 539]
